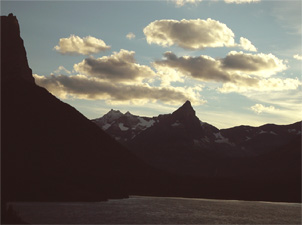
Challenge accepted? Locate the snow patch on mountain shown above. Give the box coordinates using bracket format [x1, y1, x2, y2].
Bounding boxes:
[104, 110, 123, 122]
[102, 123, 111, 130]
[288, 129, 296, 133]
[214, 132, 234, 145]
[245, 136, 251, 141]
[119, 123, 129, 131]
[138, 118, 155, 129]
[171, 120, 181, 127]
[259, 130, 267, 134]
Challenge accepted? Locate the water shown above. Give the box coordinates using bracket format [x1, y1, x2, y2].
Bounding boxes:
[10, 196, 301, 224]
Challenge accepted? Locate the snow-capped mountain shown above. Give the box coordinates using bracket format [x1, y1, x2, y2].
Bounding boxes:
[92, 101, 301, 177]
[92, 109, 161, 143]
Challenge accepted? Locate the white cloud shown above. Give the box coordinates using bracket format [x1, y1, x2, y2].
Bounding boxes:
[143, 19, 257, 52]
[126, 32, 136, 40]
[143, 18, 236, 50]
[251, 104, 276, 114]
[218, 78, 301, 93]
[240, 89, 302, 124]
[33, 74, 206, 106]
[293, 54, 302, 61]
[54, 35, 110, 55]
[53, 66, 71, 75]
[171, 0, 202, 7]
[74, 49, 156, 83]
[171, 0, 260, 7]
[238, 37, 257, 52]
[224, 0, 260, 4]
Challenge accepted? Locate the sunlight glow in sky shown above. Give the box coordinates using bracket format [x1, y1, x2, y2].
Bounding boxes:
[2, 0, 301, 128]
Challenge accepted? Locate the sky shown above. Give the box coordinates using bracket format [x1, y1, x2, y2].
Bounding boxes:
[2, 0, 302, 129]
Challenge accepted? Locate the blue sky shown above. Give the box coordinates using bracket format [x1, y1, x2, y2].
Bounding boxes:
[2, 0, 301, 128]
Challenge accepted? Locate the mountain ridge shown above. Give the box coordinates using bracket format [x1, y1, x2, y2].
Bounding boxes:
[93, 102, 301, 177]
[2, 14, 301, 208]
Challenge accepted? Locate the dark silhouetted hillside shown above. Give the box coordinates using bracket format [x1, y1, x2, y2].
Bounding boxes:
[1, 14, 173, 204]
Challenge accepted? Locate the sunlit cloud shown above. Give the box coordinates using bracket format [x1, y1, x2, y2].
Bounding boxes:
[74, 49, 156, 83]
[170, 0, 202, 7]
[170, 0, 260, 7]
[153, 51, 287, 86]
[293, 54, 302, 61]
[218, 78, 301, 93]
[54, 35, 110, 55]
[221, 51, 287, 77]
[144, 18, 236, 50]
[143, 19, 257, 51]
[33, 74, 206, 106]
[126, 32, 136, 40]
[243, 90, 302, 123]
[251, 104, 276, 114]
[238, 37, 257, 52]
[224, 0, 261, 4]
[53, 66, 71, 75]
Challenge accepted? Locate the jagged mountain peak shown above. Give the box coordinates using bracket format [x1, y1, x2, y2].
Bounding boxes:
[94, 109, 124, 124]
[1, 13, 34, 84]
[125, 111, 133, 116]
[172, 100, 196, 118]
[183, 100, 192, 107]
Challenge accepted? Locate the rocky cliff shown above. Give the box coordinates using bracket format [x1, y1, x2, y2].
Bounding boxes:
[1, 13, 34, 83]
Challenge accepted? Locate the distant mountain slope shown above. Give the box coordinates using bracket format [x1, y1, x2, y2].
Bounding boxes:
[93, 101, 301, 178]
[1, 14, 171, 203]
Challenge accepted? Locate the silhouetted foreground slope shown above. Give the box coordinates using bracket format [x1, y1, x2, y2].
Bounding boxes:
[1, 14, 173, 204]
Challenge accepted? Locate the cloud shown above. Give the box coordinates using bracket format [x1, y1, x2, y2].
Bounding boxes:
[171, 0, 202, 7]
[243, 90, 302, 122]
[153, 51, 287, 86]
[74, 49, 156, 83]
[251, 104, 276, 114]
[53, 66, 71, 75]
[224, 0, 260, 4]
[126, 32, 136, 40]
[293, 54, 302, 61]
[143, 18, 236, 50]
[33, 74, 206, 105]
[221, 51, 287, 77]
[54, 35, 110, 55]
[143, 19, 257, 52]
[170, 0, 260, 7]
[153, 51, 232, 84]
[218, 78, 301, 93]
[238, 37, 257, 52]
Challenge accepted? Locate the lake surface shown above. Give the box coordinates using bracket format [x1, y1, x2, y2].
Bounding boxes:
[10, 196, 301, 224]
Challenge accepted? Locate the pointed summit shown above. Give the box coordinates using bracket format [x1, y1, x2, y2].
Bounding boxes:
[182, 100, 193, 109]
[173, 100, 195, 117]
[1, 14, 34, 84]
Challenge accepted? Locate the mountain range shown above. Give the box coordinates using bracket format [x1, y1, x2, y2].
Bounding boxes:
[1, 13, 301, 214]
[93, 101, 301, 190]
